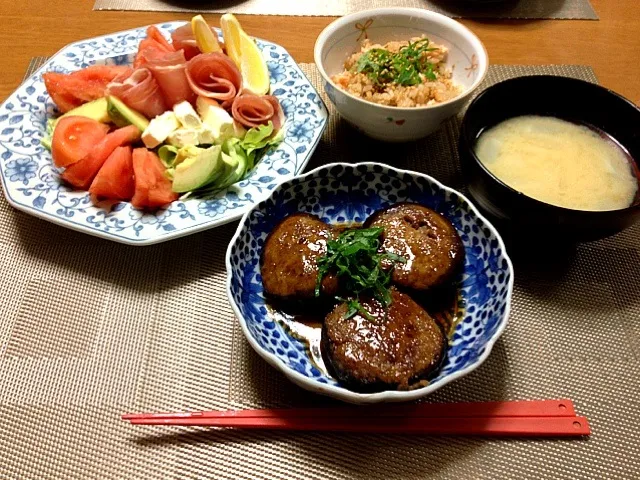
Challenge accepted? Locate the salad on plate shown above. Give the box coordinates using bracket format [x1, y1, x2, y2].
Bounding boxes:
[41, 14, 284, 210]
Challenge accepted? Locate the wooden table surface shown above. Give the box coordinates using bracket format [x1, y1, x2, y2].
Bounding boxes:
[1, 0, 639, 104]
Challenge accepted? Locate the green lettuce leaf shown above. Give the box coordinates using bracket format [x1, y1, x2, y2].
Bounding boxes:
[241, 122, 274, 151]
[220, 138, 249, 188]
[158, 145, 180, 168]
[190, 123, 284, 196]
[240, 122, 285, 169]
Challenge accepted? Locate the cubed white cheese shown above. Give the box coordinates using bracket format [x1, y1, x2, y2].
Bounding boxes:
[197, 127, 216, 145]
[196, 96, 221, 123]
[141, 112, 180, 149]
[167, 128, 200, 148]
[173, 101, 202, 129]
[196, 96, 248, 142]
[202, 105, 236, 140]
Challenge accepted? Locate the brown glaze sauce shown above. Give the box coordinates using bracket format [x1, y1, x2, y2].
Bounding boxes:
[266, 288, 463, 379]
[266, 219, 464, 389]
[265, 216, 464, 380]
[267, 304, 328, 374]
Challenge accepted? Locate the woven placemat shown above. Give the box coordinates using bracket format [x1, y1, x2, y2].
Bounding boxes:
[93, 0, 598, 20]
[1, 58, 639, 480]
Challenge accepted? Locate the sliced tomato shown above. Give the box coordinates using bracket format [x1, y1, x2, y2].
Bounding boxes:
[51, 116, 110, 168]
[131, 149, 178, 209]
[89, 146, 135, 201]
[61, 125, 141, 190]
[43, 66, 132, 113]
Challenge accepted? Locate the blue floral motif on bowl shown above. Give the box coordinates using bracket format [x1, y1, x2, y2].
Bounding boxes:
[226, 162, 514, 403]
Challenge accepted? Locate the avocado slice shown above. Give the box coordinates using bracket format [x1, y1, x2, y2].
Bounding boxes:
[174, 145, 202, 167]
[59, 97, 111, 125]
[218, 145, 249, 188]
[216, 151, 240, 187]
[172, 145, 223, 193]
[41, 119, 56, 151]
[42, 98, 112, 151]
[107, 96, 150, 131]
[158, 145, 180, 168]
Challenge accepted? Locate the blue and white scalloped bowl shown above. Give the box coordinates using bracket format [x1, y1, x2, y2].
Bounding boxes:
[0, 22, 327, 245]
[226, 162, 514, 404]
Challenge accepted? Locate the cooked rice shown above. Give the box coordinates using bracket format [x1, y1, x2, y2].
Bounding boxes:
[331, 37, 463, 107]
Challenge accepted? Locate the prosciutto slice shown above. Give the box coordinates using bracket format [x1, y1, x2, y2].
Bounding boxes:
[146, 26, 174, 52]
[134, 26, 174, 68]
[186, 53, 242, 104]
[147, 50, 196, 108]
[106, 68, 167, 119]
[171, 23, 219, 60]
[232, 94, 284, 131]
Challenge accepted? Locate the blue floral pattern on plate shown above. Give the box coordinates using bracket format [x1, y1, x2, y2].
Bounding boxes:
[226, 163, 514, 404]
[0, 22, 328, 245]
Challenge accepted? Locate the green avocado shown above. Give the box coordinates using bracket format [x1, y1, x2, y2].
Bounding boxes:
[218, 150, 247, 189]
[41, 137, 52, 151]
[172, 145, 223, 193]
[107, 96, 150, 131]
[59, 97, 111, 124]
[42, 99, 111, 151]
[158, 145, 180, 168]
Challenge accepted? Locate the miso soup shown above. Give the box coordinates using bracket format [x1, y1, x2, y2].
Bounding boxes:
[474, 115, 638, 211]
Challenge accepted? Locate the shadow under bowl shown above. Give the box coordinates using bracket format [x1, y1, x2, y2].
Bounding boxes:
[458, 75, 640, 241]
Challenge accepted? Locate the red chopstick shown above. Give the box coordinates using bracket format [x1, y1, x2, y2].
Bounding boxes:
[123, 399, 576, 420]
[122, 399, 590, 437]
[126, 415, 590, 436]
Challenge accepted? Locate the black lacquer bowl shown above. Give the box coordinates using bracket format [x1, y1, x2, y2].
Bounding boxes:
[458, 75, 640, 240]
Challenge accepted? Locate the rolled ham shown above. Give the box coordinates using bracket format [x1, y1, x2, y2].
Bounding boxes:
[147, 50, 196, 108]
[170, 24, 201, 60]
[186, 52, 242, 104]
[106, 68, 167, 119]
[134, 26, 174, 68]
[231, 94, 284, 131]
[146, 26, 174, 52]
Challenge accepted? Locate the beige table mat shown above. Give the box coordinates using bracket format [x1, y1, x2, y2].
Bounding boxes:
[1, 58, 638, 479]
[93, 0, 598, 20]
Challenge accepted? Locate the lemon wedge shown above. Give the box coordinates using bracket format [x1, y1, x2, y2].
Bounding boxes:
[191, 15, 222, 53]
[220, 13, 270, 95]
